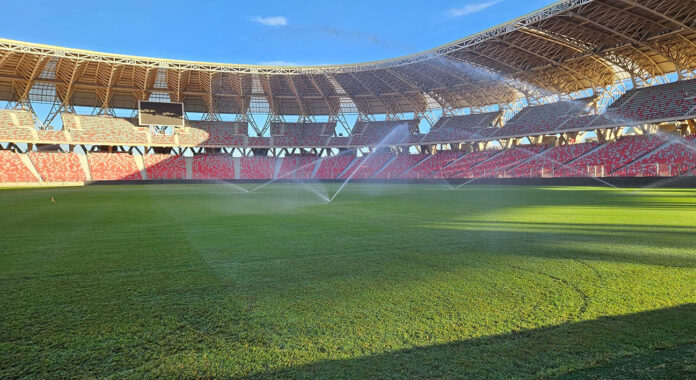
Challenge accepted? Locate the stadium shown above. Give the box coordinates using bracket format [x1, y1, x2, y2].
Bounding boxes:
[1, 0, 696, 377]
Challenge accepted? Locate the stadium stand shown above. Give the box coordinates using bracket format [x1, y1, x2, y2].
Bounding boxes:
[276, 156, 318, 179]
[555, 135, 666, 177]
[240, 156, 276, 179]
[63, 114, 148, 145]
[507, 142, 599, 178]
[180, 121, 247, 146]
[349, 120, 419, 146]
[271, 122, 333, 147]
[612, 136, 696, 177]
[314, 155, 354, 179]
[460, 145, 547, 178]
[247, 137, 271, 147]
[400, 151, 464, 179]
[0, 151, 38, 182]
[151, 132, 176, 146]
[29, 152, 86, 182]
[374, 154, 427, 179]
[436, 151, 498, 178]
[596, 79, 696, 126]
[88, 153, 142, 180]
[339, 152, 394, 179]
[0, 110, 35, 142]
[495, 98, 593, 137]
[192, 155, 235, 180]
[422, 112, 499, 142]
[144, 154, 186, 180]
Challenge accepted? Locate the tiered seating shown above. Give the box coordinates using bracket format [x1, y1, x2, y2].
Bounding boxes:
[461, 145, 546, 178]
[556, 135, 665, 177]
[349, 120, 419, 146]
[327, 136, 350, 146]
[612, 136, 696, 177]
[277, 156, 318, 179]
[87, 153, 142, 180]
[508, 143, 599, 178]
[180, 121, 247, 146]
[314, 155, 354, 179]
[144, 154, 186, 179]
[0, 151, 37, 182]
[495, 98, 593, 137]
[247, 137, 271, 147]
[29, 152, 85, 182]
[374, 154, 427, 179]
[340, 153, 394, 179]
[437, 151, 497, 178]
[151, 132, 176, 146]
[271, 122, 333, 147]
[36, 129, 68, 143]
[596, 79, 696, 126]
[64, 114, 148, 145]
[423, 112, 499, 143]
[400, 151, 464, 179]
[239, 156, 276, 179]
[191, 155, 234, 179]
[0, 110, 35, 142]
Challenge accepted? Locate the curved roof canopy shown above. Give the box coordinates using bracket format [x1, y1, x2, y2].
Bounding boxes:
[0, 0, 694, 116]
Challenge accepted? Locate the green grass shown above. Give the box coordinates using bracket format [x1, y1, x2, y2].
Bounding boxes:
[1, 184, 695, 378]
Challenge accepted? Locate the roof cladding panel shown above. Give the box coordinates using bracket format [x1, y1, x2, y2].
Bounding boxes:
[0, 0, 694, 113]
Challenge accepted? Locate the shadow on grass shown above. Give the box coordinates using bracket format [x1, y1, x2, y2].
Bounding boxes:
[246, 303, 696, 379]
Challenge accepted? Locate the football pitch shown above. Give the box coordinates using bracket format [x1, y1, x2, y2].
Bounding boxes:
[1, 184, 695, 378]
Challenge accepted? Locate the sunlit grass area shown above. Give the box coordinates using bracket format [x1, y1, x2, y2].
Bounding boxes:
[1, 184, 695, 378]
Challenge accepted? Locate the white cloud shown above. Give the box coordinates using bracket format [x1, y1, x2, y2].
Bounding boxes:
[251, 16, 288, 27]
[448, 1, 502, 18]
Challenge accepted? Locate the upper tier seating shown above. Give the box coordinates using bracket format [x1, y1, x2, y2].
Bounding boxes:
[0, 151, 38, 182]
[144, 154, 186, 179]
[63, 114, 148, 145]
[437, 151, 497, 178]
[192, 155, 235, 180]
[400, 151, 464, 179]
[374, 154, 427, 179]
[0, 110, 35, 142]
[612, 136, 696, 177]
[461, 145, 547, 178]
[29, 152, 86, 182]
[36, 129, 68, 143]
[495, 98, 593, 137]
[314, 155, 354, 179]
[349, 120, 419, 146]
[247, 137, 271, 147]
[271, 122, 334, 147]
[151, 132, 176, 146]
[508, 142, 599, 178]
[179, 121, 247, 146]
[423, 112, 499, 143]
[239, 156, 276, 179]
[88, 153, 142, 180]
[555, 135, 665, 177]
[595, 79, 696, 126]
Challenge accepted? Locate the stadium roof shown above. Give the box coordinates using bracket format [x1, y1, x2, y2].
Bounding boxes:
[0, 0, 694, 116]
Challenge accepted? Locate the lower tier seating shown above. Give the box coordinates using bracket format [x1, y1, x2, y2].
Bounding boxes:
[0, 151, 38, 182]
[145, 154, 187, 180]
[240, 157, 276, 179]
[88, 153, 142, 181]
[29, 152, 86, 182]
[314, 155, 354, 179]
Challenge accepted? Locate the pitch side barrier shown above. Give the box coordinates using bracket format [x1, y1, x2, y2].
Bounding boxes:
[86, 176, 696, 188]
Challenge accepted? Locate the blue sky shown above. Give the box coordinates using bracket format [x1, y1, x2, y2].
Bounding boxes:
[2, 0, 556, 66]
